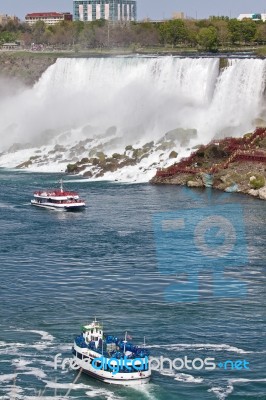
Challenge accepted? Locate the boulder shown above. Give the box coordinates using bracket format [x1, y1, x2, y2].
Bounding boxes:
[248, 189, 259, 197]
[16, 160, 32, 169]
[169, 150, 178, 159]
[187, 180, 203, 188]
[225, 183, 239, 193]
[258, 186, 266, 200]
[164, 128, 197, 145]
[83, 170, 93, 178]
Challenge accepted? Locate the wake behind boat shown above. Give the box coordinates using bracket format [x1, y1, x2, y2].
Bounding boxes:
[31, 179, 85, 211]
[72, 318, 151, 385]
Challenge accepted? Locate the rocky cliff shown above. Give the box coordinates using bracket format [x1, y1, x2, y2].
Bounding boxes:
[0, 53, 56, 85]
[151, 128, 266, 200]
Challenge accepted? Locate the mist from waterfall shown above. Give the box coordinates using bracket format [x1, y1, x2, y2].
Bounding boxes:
[0, 56, 265, 152]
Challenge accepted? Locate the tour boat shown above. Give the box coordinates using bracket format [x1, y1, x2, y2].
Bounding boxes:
[72, 318, 151, 385]
[31, 180, 85, 211]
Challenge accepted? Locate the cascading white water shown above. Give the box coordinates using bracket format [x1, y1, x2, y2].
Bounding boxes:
[0, 56, 265, 152]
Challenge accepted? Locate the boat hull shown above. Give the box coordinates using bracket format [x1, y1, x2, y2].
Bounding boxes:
[73, 356, 151, 386]
[72, 342, 151, 386]
[31, 200, 85, 212]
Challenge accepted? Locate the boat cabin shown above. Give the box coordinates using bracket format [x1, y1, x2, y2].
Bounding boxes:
[82, 319, 103, 349]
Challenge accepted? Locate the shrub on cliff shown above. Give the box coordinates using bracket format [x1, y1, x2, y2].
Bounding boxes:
[250, 175, 265, 190]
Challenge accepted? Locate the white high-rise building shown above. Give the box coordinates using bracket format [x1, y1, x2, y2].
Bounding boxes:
[237, 13, 266, 22]
[73, 0, 137, 22]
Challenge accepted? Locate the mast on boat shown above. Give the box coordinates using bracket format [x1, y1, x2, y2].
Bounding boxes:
[59, 178, 63, 193]
[123, 331, 127, 354]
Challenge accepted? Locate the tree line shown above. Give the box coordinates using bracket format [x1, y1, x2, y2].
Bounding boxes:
[1, 16, 266, 51]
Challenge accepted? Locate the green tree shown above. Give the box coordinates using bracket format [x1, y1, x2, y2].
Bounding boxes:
[159, 19, 187, 47]
[241, 20, 257, 43]
[212, 20, 230, 47]
[132, 22, 160, 47]
[184, 20, 199, 46]
[255, 23, 266, 44]
[79, 23, 96, 48]
[5, 20, 19, 32]
[72, 21, 84, 44]
[0, 31, 17, 44]
[209, 16, 229, 21]
[197, 26, 218, 51]
[228, 19, 241, 44]
[32, 20, 46, 44]
[158, 21, 169, 45]
[196, 19, 211, 28]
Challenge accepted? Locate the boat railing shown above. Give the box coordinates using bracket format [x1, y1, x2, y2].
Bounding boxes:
[34, 190, 79, 197]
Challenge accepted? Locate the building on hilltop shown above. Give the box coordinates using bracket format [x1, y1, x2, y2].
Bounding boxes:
[73, 0, 137, 22]
[237, 13, 266, 22]
[25, 12, 73, 26]
[172, 12, 185, 20]
[0, 14, 20, 25]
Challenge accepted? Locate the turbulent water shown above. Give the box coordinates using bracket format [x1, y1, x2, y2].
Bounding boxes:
[0, 57, 266, 181]
[0, 170, 265, 399]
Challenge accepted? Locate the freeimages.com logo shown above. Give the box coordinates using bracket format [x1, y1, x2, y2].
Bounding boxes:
[53, 353, 250, 374]
[153, 203, 247, 302]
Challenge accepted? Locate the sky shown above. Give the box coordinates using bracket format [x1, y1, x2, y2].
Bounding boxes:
[0, 0, 266, 21]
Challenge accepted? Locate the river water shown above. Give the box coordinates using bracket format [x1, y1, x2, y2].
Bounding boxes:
[0, 169, 265, 400]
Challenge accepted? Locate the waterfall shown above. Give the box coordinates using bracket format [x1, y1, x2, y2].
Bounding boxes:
[0, 56, 265, 152]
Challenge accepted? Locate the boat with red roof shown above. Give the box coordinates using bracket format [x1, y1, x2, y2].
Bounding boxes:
[31, 179, 85, 211]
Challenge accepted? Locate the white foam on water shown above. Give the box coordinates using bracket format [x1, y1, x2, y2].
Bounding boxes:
[12, 358, 32, 368]
[209, 377, 266, 400]
[157, 369, 176, 377]
[208, 383, 234, 400]
[13, 396, 67, 400]
[0, 340, 28, 348]
[21, 367, 47, 379]
[15, 397, 65, 400]
[44, 380, 92, 390]
[0, 341, 52, 351]
[230, 378, 266, 383]
[1, 385, 24, 400]
[174, 373, 204, 384]
[147, 343, 250, 354]
[85, 387, 123, 400]
[56, 344, 72, 352]
[44, 381, 122, 400]
[129, 383, 158, 400]
[0, 202, 16, 209]
[15, 329, 55, 342]
[158, 369, 203, 384]
[0, 373, 17, 382]
[0, 342, 54, 356]
[38, 359, 57, 368]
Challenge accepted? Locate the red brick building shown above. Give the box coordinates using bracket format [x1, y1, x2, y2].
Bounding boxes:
[25, 12, 72, 26]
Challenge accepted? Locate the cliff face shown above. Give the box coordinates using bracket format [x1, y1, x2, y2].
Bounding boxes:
[151, 128, 266, 200]
[0, 53, 56, 85]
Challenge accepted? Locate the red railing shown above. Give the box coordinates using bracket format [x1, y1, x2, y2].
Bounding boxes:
[156, 128, 266, 178]
[34, 190, 79, 197]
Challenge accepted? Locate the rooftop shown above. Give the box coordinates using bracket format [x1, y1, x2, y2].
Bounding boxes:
[26, 12, 71, 17]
